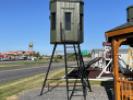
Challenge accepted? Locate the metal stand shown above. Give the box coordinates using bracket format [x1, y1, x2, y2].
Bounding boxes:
[40, 44, 91, 100]
[40, 44, 57, 95]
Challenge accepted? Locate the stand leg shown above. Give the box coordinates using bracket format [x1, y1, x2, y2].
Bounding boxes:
[78, 44, 92, 92]
[77, 44, 87, 100]
[40, 44, 57, 95]
[86, 74, 92, 92]
[64, 44, 70, 100]
[70, 79, 77, 100]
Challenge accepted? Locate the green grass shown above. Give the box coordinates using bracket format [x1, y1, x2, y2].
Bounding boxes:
[0, 68, 65, 100]
[0, 74, 43, 100]
[0, 59, 48, 70]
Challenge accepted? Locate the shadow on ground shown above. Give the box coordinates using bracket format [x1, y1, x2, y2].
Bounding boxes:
[101, 81, 114, 100]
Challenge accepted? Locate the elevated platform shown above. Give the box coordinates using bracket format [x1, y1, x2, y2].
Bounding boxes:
[68, 67, 113, 79]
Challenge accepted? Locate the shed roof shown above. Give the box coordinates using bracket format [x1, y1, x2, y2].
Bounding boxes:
[106, 22, 133, 33]
[105, 22, 133, 40]
[105, 5, 133, 43]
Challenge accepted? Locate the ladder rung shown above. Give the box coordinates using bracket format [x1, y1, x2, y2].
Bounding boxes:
[47, 78, 62, 80]
[72, 94, 84, 96]
[67, 67, 80, 68]
[68, 89, 82, 91]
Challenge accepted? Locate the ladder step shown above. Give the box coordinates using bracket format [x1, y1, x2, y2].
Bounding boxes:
[67, 80, 85, 83]
[72, 94, 84, 97]
[47, 78, 62, 80]
[67, 67, 80, 68]
[68, 89, 82, 91]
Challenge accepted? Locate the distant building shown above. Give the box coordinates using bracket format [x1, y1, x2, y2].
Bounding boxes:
[91, 49, 104, 68]
[0, 50, 36, 61]
[91, 48, 128, 68]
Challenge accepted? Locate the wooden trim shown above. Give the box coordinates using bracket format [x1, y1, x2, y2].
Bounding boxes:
[112, 38, 127, 100]
[119, 80, 133, 84]
[106, 26, 133, 38]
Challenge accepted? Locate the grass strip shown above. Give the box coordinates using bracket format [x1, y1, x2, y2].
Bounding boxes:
[0, 68, 65, 100]
[0, 59, 64, 70]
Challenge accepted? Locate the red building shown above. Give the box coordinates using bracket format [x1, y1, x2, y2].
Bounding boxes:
[0, 50, 36, 61]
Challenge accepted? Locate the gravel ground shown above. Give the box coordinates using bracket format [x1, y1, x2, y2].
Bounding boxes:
[19, 85, 114, 100]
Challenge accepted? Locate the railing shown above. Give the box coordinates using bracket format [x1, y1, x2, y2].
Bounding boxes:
[120, 80, 133, 100]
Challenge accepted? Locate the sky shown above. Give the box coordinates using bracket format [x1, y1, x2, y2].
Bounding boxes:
[0, 0, 132, 55]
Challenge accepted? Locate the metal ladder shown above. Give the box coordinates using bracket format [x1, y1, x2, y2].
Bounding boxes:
[40, 44, 91, 100]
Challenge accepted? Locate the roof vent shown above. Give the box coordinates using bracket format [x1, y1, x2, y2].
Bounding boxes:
[127, 5, 133, 22]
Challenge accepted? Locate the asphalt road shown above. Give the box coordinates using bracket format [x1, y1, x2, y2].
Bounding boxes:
[0, 62, 76, 83]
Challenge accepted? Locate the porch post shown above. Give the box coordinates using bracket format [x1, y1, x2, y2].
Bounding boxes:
[112, 39, 120, 100]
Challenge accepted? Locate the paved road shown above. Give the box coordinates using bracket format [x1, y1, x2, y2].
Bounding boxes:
[0, 62, 76, 83]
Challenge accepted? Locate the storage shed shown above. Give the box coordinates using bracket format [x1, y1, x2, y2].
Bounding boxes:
[105, 6, 133, 100]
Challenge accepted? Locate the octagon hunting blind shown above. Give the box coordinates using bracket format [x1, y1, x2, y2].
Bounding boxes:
[50, 0, 84, 44]
[40, 0, 91, 100]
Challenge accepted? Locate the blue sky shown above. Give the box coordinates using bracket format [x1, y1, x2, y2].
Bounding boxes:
[0, 0, 132, 54]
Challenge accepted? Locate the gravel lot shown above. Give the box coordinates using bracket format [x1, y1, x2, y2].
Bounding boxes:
[19, 85, 114, 100]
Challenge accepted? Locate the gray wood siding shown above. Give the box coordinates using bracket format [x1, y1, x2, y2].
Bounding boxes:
[50, 0, 84, 44]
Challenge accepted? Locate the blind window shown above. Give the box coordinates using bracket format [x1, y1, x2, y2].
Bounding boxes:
[65, 12, 71, 30]
[51, 12, 56, 30]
